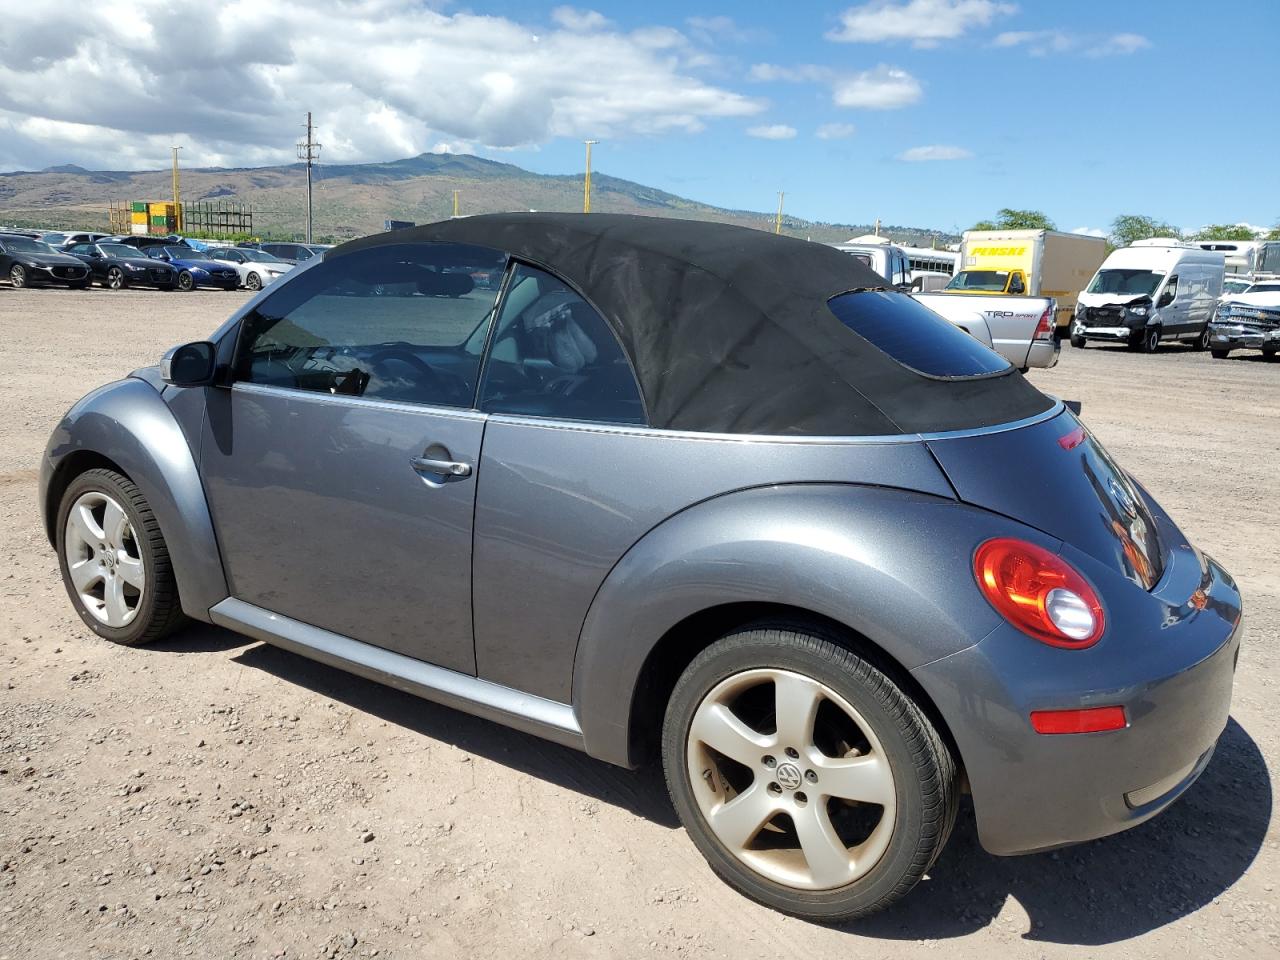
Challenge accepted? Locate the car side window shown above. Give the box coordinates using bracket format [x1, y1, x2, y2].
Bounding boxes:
[236, 242, 507, 408]
[477, 263, 646, 425]
[1162, 275, 1179, 304]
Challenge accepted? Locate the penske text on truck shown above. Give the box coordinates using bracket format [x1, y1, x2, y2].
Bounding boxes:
[945, 229, 1107, 332]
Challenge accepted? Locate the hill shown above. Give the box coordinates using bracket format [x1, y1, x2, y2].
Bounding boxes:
[0, 152, 956, 247]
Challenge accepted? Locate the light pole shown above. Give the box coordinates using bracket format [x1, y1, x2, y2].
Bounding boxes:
[297, 112, 322, 243]
[171, 146, 182, 232]
[774, 191, 785, 234]
[453, 190, 460, 218]
[583, 140, 599, 213]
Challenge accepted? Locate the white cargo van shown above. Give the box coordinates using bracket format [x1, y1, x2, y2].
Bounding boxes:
[1071, 242, 1225, 353]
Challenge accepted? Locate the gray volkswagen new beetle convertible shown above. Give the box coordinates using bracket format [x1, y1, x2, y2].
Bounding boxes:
[40, 214, 1242, 920]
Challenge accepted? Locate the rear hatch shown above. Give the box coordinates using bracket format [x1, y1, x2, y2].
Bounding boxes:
[927, 409, 1164, 589]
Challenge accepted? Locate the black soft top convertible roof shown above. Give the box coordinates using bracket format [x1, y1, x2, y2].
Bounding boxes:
[334, 213, 1053, 436]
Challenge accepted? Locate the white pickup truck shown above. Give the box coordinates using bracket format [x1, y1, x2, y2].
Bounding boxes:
[912, 291, 1059, 371]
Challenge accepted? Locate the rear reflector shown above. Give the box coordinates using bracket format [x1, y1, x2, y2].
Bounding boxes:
[1030, 705, 1127, 735]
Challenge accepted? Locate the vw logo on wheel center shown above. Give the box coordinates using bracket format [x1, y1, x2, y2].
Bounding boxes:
[775, 762, 803, 790]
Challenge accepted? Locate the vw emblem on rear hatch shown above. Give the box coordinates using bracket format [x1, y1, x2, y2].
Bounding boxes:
[1109, 479, 1138, 519]
[775, 762, 803, 790]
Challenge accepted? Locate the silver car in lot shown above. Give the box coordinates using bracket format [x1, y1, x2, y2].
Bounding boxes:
[39, 214, 1242, 921]
[204, 246, 295, 291]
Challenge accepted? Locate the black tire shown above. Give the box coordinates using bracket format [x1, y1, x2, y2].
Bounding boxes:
[662, 623, 958, 922]
[1070, 333, 1087, 349]
[1211, 349, 1230, 360]
[106, 266, 127, 290]
[9, 264, 27, 288]
[1140, 327, 1161, 353]
[176, 270, 194, 292]
[245, 271, 262, 291]
[1193, 327, 1210, 351]
[1264, 348, 1279, 361]
[55, 468, 186, 646]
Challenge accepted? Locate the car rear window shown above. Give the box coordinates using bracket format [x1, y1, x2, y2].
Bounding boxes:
[826, 290, 1011, 379]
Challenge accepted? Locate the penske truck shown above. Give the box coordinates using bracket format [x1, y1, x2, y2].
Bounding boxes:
[943, 229, 1107, 333]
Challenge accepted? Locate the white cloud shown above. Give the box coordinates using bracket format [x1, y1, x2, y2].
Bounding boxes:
[996, 29, 1151, 57]
[1071, 226, 1107, 238]
[828, 0, 1017, 48]
[747, 124, 798, 140]
[0, 0, 763, 171]
[748, 62, 830, 83]
[899, 144, 972, 161]
[832, 66, 922, 109]
[550, 7, 611, 32]
[816, 122, 857, 140]
[686, 16, 758, 44]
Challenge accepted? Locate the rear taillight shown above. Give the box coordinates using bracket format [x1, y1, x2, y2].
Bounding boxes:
[973, 538, 1105, 648]
[1034, 305, 1054, 341]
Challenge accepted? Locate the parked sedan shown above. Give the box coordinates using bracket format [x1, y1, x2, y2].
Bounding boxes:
[241, 241, 331, 265]
[40, 214, 1241, 922]
[1209, 287, 1280, 359]
[142, 245, 239, 291]
[66, 241, 179, 290]
[204, 246, 294, 290]
[0, 233, 92, 288]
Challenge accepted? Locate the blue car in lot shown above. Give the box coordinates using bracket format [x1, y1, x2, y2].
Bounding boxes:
[143, 244, 239, 291]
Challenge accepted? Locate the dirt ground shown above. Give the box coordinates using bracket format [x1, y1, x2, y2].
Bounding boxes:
[0, 286, 1276, 960]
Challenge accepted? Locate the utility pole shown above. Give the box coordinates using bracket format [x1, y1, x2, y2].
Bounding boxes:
[171, 146, 182, 232]
[583, 140, 599, 213]
[453, 190, 460, 218]
[297, 112, 322, 243]
[774, 192, 785, 234]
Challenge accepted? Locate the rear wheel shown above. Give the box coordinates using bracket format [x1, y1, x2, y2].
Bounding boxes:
[106, 266, 127, 290]
[662, 624, 957, 921]
[176, 270, 194, 292]
[55, 468, 185, 646]
[9, 264, 27, 288]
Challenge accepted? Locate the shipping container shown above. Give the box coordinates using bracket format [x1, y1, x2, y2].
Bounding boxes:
[131, 201, 147, 214]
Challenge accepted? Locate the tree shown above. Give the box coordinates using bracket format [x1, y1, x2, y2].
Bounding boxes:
[1268, 223, 1280, 241]
[969, 208, 1056, 232]
[1193, 224, 1258, 242]
[1110, 214, 1182, 247]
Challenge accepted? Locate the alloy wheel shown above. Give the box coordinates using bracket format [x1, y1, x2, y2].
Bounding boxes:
[9, 264, 26, 288]
[686, 668, 896, 891]
[108, 267, 125, 289]
[246, 272, 262, 291]
[177, 271, 194, 292]
[62, 490, 146, 628]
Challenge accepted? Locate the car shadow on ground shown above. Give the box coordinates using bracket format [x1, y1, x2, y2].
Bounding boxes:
[848, 717, 1270, 945]
[166, 627, 1269, 946]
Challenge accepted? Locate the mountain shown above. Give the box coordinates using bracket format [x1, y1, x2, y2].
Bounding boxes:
[0, 152, 957, 247]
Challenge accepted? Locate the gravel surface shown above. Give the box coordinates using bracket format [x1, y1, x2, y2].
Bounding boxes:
[1, 286, 1276, 959]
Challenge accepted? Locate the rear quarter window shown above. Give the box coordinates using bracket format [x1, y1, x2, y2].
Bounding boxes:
[826, 290, 1011, 379]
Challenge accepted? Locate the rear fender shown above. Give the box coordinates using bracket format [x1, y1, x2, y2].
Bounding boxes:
[39, 377, 226, 622]
[571, 483, 1058, 767]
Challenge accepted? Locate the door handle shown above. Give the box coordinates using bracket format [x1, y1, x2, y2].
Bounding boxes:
[410, 456, 472, 478]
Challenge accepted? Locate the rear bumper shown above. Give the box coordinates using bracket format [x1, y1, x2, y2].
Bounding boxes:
[1026, 337, 1059, 369]
[913, 544, 1242, 856]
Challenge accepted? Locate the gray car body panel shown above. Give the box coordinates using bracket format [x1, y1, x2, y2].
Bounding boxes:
[472, 415, 956, 701]
[39, 377, 227, 622]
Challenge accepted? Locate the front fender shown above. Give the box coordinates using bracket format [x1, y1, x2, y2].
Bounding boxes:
[571, 483, 1062, 767]
[39, 377, 227, 622]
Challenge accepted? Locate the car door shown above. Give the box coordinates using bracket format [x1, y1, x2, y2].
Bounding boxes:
[1159, 274, 1185, 334]
[200, 240, 509, 673]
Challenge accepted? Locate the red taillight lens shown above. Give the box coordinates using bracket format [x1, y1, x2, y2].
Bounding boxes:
[1034, 305, 1054, 341]
[973, 538, 1105, 648]
[1030, 706, 1127, 734]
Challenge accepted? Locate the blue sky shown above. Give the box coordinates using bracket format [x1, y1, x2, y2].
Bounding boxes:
[2, 0, 1277, 233]
[488, 0, 1280, 233]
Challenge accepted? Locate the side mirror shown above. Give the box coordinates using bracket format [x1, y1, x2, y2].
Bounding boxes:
[161, 341, 217, 386]
[1008, 274, 1026, 294]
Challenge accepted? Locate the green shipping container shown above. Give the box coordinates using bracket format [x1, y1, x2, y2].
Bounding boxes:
[151, 215, 169, 226]
[131, 201, 147, 213]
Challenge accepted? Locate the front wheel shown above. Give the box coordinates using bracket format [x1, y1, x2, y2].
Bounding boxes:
[245, 271, 262, 291]
[176, 270, 195, 292]
[107, 266, 127, 290]
[1070, 333, 1087, 349]
[663, 624, 958, 921]
[1211, 349, 1230, 360]
[1138, 327, 1161, 353]
[1193, 327, 1210, 351]
[55, 468, 185, 646]
[9, 264, 27, 288]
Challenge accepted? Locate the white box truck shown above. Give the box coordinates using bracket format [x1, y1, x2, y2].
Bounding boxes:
[944, 229, 1107, 333]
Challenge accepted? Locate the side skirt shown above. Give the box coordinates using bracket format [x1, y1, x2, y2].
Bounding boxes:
[209, 598, 585, 751]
